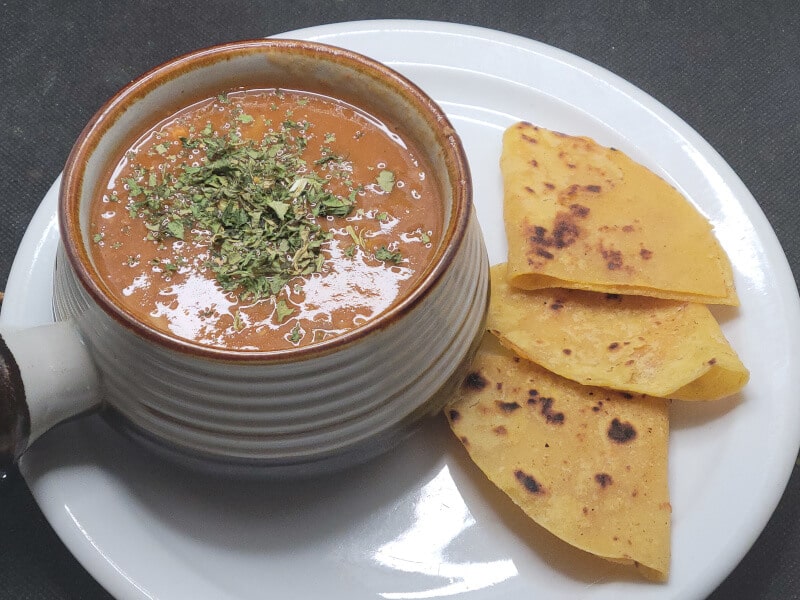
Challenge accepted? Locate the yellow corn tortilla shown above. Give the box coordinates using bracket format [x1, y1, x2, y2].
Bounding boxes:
[488, 264, 748, 400]
[446, 333, 671, 580]
[501, 122, 738, 305]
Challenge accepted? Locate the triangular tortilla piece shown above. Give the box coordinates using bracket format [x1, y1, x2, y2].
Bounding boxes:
[488, 264, 749, 400]
[501, 122, 738, 305]
[446, 333, 671, 581]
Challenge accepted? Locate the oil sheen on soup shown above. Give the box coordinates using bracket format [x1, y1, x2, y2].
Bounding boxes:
[90, 89, 443, 351]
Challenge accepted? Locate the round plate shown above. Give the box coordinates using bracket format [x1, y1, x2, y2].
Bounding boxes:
[4, 19, 799, 600]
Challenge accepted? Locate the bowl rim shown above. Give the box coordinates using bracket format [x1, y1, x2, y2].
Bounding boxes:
[59, 38, 473, 364]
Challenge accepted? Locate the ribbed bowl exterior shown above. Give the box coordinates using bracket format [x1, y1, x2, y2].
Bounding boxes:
[53, 211, 488, 469]
[53, 39, 489, 474]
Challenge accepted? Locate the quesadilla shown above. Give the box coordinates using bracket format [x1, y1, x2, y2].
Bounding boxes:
[488, 264, 749, 400]
[446, 333, 671, 580]
[501, 122, 738, 305]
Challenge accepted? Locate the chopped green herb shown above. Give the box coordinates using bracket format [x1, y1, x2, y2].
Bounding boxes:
[123, 120, 356, 301]
[126, 178, 143, 197]
[236, 113, 254, 124]
[233, 310, 244, 331]
[92, 233, 104, 243]
[375, 246, 403, 263]
[346, 225, 365, 247]
[275, 299, 294, 323]
[421, 232, 431, 244]
[166, 220, 184, 240]
[289, 323, 302, 343]
[376, 170, 395, 193]
[154, 143, 170, 155]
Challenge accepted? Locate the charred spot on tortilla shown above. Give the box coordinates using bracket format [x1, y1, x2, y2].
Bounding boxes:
[595, 473, 613, 488]
[496, 400, 522, 413]
[526, 212, 582, 252]
[569, 203, 591, 217]
[600, 245, 625, 270]
[464, 371, 488, 390]
[533, 396, 565, 424]
[515, 469, 545, 494]
[608, 418, 637, 444]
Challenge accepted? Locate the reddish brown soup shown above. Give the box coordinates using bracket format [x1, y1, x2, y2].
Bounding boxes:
[89, 89, 443, 351]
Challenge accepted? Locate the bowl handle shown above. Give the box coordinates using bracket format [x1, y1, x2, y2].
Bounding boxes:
[0, 321, 101, 467]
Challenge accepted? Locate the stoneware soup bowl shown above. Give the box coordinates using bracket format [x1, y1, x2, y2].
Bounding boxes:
[0, 39, 489, 475]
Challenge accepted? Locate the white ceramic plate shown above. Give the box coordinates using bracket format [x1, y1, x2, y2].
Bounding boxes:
[4, 20, 799, 600]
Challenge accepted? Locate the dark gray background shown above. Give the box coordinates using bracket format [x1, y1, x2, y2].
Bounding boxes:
[1, 1, 799, 598]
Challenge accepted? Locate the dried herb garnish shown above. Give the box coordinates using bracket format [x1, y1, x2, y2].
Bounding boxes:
[375, 246, 403, 264]
[376, 169, 395, 193]
[124, 119, 357, 301]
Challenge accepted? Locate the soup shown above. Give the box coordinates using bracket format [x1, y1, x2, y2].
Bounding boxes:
[89, 89, 443, 351]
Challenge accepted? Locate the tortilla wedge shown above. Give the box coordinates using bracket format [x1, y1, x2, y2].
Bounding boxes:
[446, 332, 671, 580]
[487, 264, 749, 400]
[501, 122, 738, 305]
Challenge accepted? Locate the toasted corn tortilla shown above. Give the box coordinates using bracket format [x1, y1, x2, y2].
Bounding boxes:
[501, 122, 738, 305]
[446, 333, 671, 580]
[488, 264, 749, 400]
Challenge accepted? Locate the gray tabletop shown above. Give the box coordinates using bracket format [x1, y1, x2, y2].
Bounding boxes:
[1, 1, 799, 598]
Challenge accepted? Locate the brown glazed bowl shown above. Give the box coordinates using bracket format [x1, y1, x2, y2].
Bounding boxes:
[0, 39, 489, 476]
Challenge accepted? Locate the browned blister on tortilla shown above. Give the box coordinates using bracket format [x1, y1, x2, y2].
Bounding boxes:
[501, 122, 738, 305]
[488, 264, 749, 400]
[446, 333, 671, 581]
